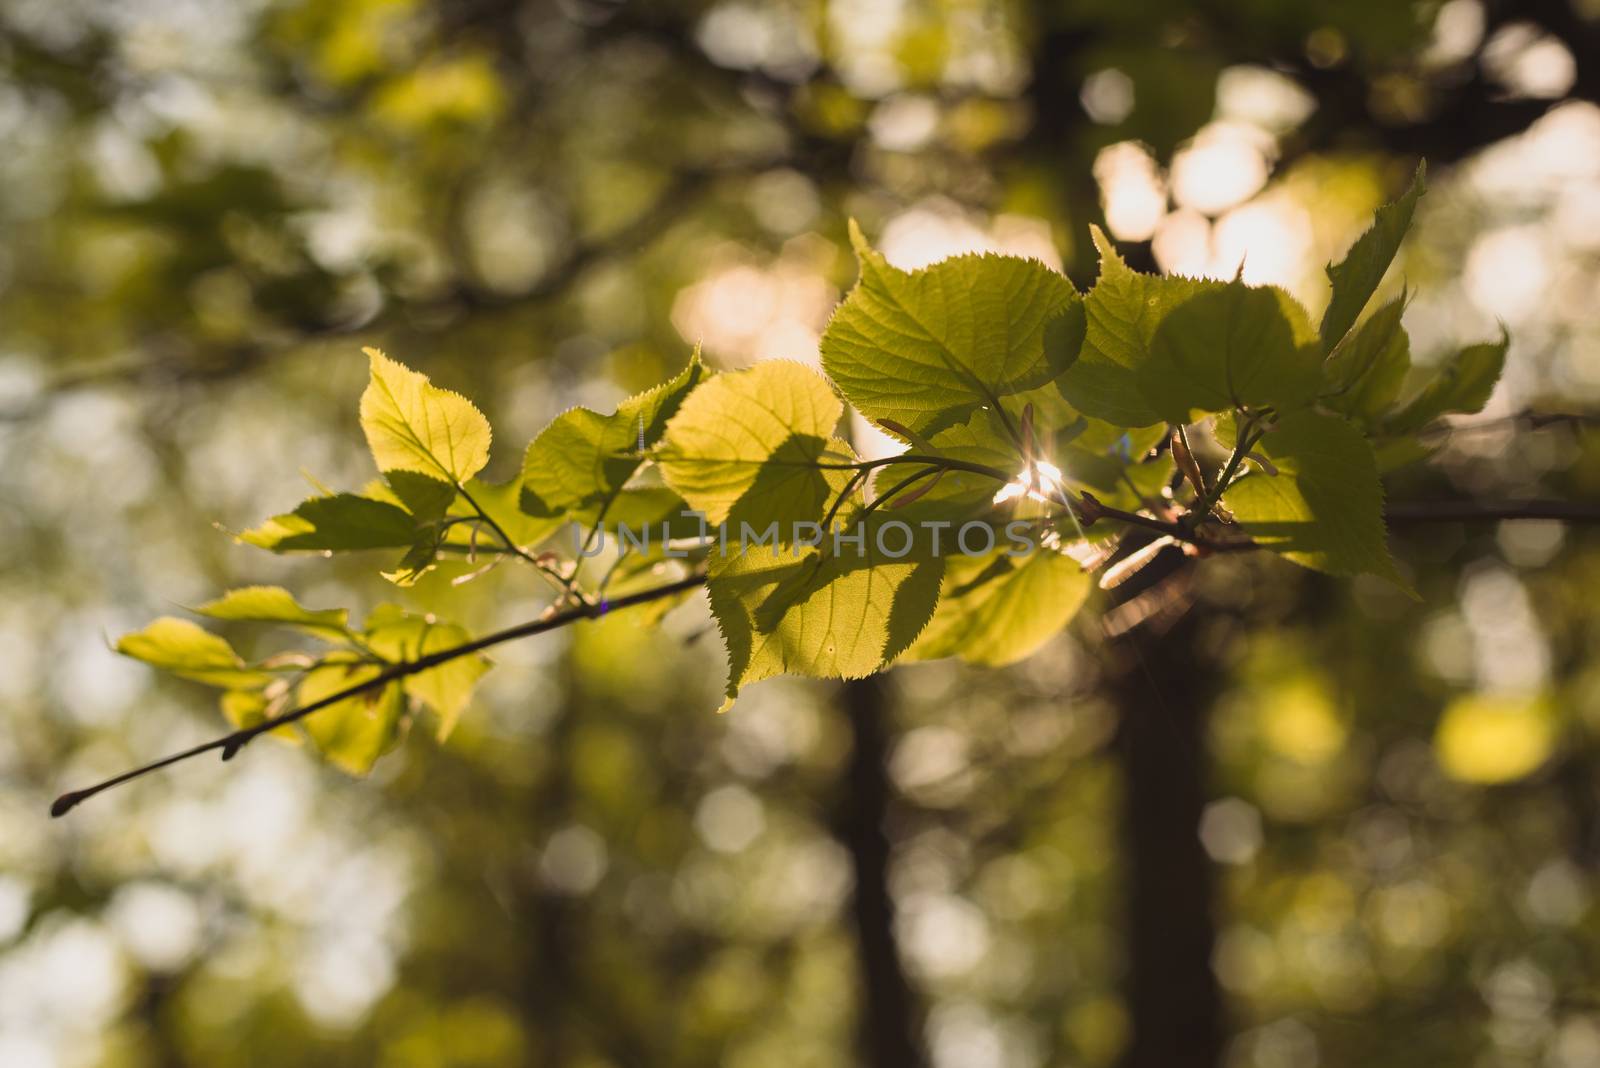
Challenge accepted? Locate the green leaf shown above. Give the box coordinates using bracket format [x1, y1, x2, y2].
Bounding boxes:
[364, 606, 488, 740]
[359, 347, 492, 484]
[196, 586, 352, 642]
[521, 352, 707, 524]
[381, 532, 446, 587]
[1141, 281, 1323, 424]
[821, 220, 1083, 433]
[658, 360, 856, 530]
[239, 493, 421, 552]
[298, 653, 406, 776]
[1319, 162, 1426, 352]
[1385, 329, 1509, 434]
[115, 617, 274, 688]
[1321, 296, 1410, 421]
[1221, 410, 1408, 589]
[908, 549, 1091, 665]
[1056, 226, 1202, 427]
[707, 538, 942, 709]
[1057, 230, 1333, 425]
[375, 470, 456, 522]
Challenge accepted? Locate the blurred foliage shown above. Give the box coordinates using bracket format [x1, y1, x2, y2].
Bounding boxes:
[2, 1, 1600, 1067]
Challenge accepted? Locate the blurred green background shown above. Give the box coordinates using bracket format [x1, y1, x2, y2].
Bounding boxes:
[3, 0, 1600, 1065]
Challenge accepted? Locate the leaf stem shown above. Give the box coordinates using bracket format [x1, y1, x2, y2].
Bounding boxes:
[1186, 414, 1263, 525]
[454, 485, 567, 592]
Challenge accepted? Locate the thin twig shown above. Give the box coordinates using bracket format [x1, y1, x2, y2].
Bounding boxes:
[455, 484, 568, 592]
[50, 572, 708, 817]
[1386, 500, 1600, 524]
[1417, 410, 1600, 439]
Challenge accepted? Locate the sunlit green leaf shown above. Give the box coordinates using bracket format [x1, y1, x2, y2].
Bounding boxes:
[908, 548, 1091, 665]
[298, 653, 406, 776]
[116, 617, 274, 688]
[659, 360, 855, 530]
[1319, 162, 1425, 351]
[364, 606, 488, 740]
[521, 352, 707, 524]
[196, 586, 352, 642]
[822, 220, 1083, 433]
[708, 537, 942, 709]
[448, 475, 562, 550]
[219, 689, 299, 743]
[1141, 281, 1323, 424]
[1322, 296, 1409, 421]
[239, 493, 421, 552]
[1221, 410, 1408, 589]
[1056, 226, 1202, 427]
[1385, 330, 1509, 433]
[360, 347, 492, 484]
[1055, 230, 1325, 425]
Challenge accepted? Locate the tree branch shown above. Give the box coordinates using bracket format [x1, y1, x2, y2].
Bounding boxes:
[49, 572, 708, 817]
[1386, 500, 1600, 524]
[48, 487, 1600, 817]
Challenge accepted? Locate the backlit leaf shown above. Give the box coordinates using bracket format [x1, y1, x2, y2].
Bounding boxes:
[1320, 163, 1425, 352]
[360, 347, 492, 484]
[707, 537, 942, 709]
[1221, 410, 1408, 589]
[364, 606, 489, 740]
[196, 586, 352, 642]
[298, 653, 406, 775]
[521, 352, 707, 525]
[239, 493, 420, 552]
[1141, 281, 1323, 424]
[821, 220, 1083, 433]
[1321, 296, 1410, 421]
[1385, 330, 1509, 433]
[116, 617, 274, 688]
[659, 360, 855, 530]
[908, 548, 1091, 666]
[1056, 226, 1202, 427]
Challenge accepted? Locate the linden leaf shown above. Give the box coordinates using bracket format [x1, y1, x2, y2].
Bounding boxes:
[821, 220, 1083, 433]
[707, 539, 943, 709]
[1221, 410, 1409, 590]
[1385, 330, 1509, 434]
[658, 360, 856, 530]
[238, 493, 421, 552]
[1059, 228, 1323, 425]
[196, 586, 352, 642]
[360, 347, 492, 484]
[298, 654, 406, 776]
[521, 351, 707, 524]
[115, 617, 274, 688]
[907, 548, 1091, 666]
[1140, 281, 1323, 424]
[1322, 296, 1410, 421]
[1320, 162, 1426, 352]
[1056, 226, 1204, 427]
[363, 606, 488, 741]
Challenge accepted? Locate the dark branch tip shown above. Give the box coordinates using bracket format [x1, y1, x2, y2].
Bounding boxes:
[50, 791, 85, 818]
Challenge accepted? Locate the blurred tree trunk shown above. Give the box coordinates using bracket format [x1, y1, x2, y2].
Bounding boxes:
[1108, 590, 1224, 1068]
[836, 675, 927, 1068]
